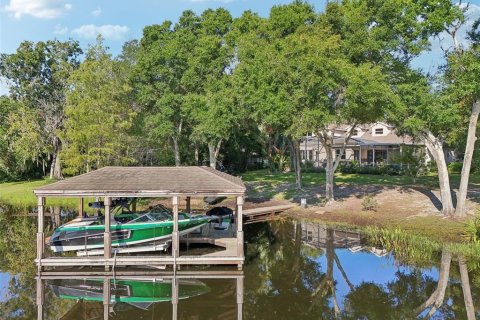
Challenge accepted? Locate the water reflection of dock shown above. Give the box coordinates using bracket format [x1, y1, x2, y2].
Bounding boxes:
[301, 221, 362, 249]
[36, 270, 244, 320]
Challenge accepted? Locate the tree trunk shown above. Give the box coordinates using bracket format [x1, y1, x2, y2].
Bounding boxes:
[208, 142, 216, 169]
[208, 139, 223, 169]
[415, 250, 452, 317]
[325, 145, 335, 202]
[194, 147, 199, 166]
[292, 139, 302, 189]
[268, 134, 275, 172]
[459, 256, 476, 320]
[321, 125, 356, 203]
[455, 100, 480, 217]
[423, 132, 454, 215]
[172, 136, 181, 166]
[49, 138, 62, 180]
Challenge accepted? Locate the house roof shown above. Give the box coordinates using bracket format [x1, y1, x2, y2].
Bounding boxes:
[355, 130, 415, 146]
[33, 166, 246, 197]
[302, 132, 417, 149]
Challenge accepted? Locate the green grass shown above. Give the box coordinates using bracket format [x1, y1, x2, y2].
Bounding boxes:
[242, 169, 476, 188]
[0, 179, 85, 209]
[241, 169, 480, 201]
[364, 226, 480, 270]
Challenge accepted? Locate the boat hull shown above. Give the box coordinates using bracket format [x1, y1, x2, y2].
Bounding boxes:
[48, 278, 210, 309]
[49, 217, 210, 253]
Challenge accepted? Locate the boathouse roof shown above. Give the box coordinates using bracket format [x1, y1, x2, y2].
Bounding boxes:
[33, 166, 246, 197]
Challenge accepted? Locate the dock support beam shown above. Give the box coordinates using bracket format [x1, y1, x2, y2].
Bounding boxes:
[131, 198, 136, 212]
[237, 276, 244, 320]
[172, 196, 179, 261]
[36, 276, 43, 320]
[103, 277, 110, 320]
[186, 196, 191, 213]
[236, 196, 244, 270]
[104, 197, 112, 271]
[36, 196, 45, 273]
[172, 276, 178, 320]
[78, 197, 84, 218]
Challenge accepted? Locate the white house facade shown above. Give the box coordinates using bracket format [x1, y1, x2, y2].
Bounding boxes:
[300, 122, 433, 167]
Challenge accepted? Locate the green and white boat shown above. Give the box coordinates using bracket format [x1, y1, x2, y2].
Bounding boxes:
[48, 277, 211, 310]
[49, 204, 211, 255]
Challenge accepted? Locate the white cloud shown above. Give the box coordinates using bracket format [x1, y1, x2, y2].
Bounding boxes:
[53, 24, 68, 35]
[71, 24, 129, 40]
[4, 0, 71, 19]
[91, 7, 101, 16]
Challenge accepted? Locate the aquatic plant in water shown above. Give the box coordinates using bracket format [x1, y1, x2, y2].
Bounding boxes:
[463, 212, 480, 244]
[364, 226, 441, 265]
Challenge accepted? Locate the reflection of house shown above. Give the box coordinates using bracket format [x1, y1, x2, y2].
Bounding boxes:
[301, 221, 362, 249]
[300, 122, 426, 166]
[301, 222, 389, 257]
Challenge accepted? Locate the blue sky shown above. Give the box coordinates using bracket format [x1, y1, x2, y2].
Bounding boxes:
[315, 249, 439, 311]
[0, 0, 328, 55]
[0, 0, 479, 95]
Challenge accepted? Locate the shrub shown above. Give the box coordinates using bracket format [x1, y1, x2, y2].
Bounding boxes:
[463, 213, 480, 244]
[392, 146, 428, 183]
[448, 161, 463, 174]
[338, 161, 360, 174]
[362, 194, 378, 211]
[301, 160, 325, 173]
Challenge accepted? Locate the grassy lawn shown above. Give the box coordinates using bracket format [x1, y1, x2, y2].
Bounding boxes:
[242, 169, 475, 188]
[243, 169, 480, 244]
[241, 169, 480, 199]
[0, 179, 86, 209]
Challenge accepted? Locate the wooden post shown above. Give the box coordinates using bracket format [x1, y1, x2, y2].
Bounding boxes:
[103, 277, 111, 320]
[104, 197, 112, 270]
[36, 196, 45, 273]
[237, 276, 244, 320]
[236, 195, 244, 269]
[131, 198, 136, 212]
[94, 197, 100, 216]
[78, 197, 84, 218]
[36, 275, 44, 320]
[172, 196, 179, 259]
[172, 276, 178, 320]
[186, 196, 191, 213]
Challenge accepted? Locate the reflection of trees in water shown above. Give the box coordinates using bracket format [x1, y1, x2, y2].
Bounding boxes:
[244, 220, 479, 320]
[0, 210, 479, 319]
[244, 220, 335, 319]
[415, 251, 478, 320]
[0, 276, 77, 320]
[0, 209, 77, 320]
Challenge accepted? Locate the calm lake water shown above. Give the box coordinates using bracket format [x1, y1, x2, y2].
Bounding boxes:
[0, 210, 479, 319]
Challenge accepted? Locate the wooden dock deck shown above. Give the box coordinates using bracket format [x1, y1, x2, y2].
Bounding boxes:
[242, 204, 295, 223]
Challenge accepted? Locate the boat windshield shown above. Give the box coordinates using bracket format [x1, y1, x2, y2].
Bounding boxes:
[126, 206, 172, 224]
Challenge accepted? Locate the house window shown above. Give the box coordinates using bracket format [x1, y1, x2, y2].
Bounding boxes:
[352, 129, 359, 136]
[353, 150, 360, 161]
[375, 128, 384, 135]
[335, 149, 346, 160]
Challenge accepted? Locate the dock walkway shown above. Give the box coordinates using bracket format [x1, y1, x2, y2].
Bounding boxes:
[242, 204, 295, 223]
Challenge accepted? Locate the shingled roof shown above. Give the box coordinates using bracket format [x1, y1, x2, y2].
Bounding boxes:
[34, 166, 246, 197]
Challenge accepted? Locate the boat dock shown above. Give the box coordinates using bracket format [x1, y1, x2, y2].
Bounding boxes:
[36, 270, 244, 320]
[33, 166, 247, 271]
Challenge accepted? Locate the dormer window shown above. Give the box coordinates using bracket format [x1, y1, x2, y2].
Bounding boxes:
[375, 128, 383, 135]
